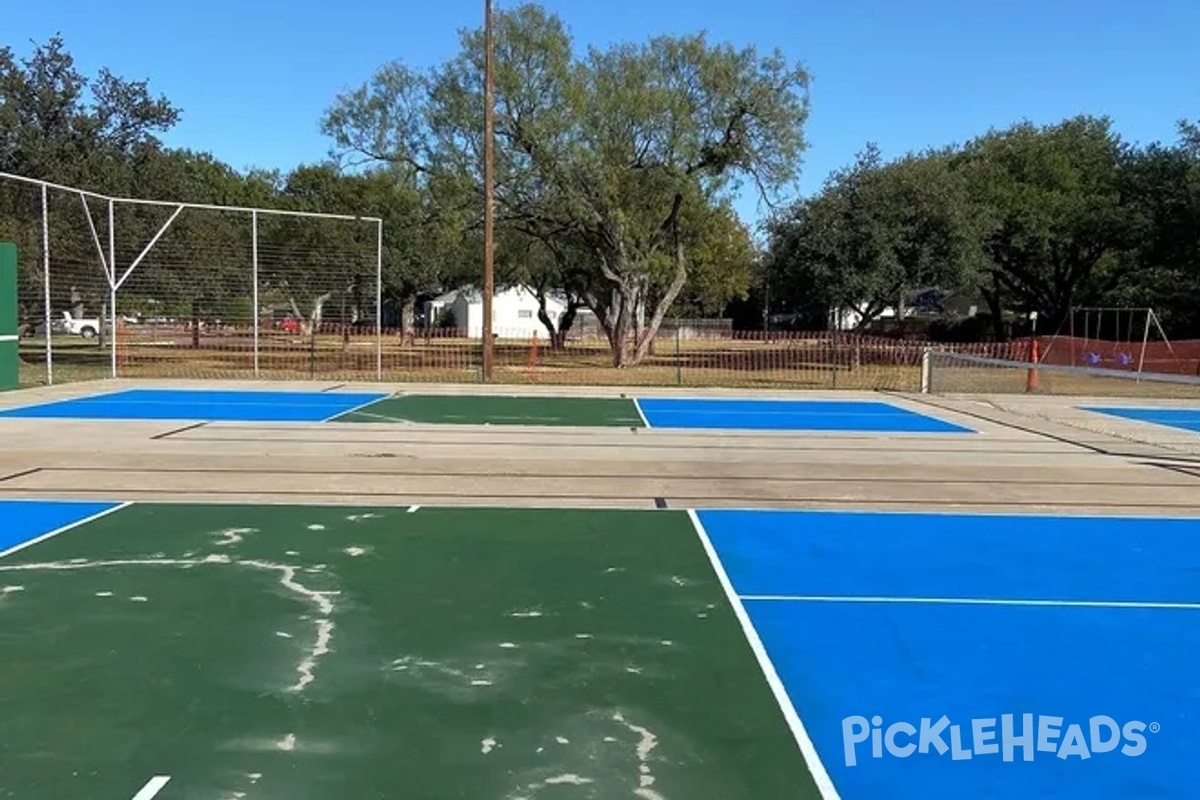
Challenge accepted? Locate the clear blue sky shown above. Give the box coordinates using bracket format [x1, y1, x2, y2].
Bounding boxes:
[6, 0, 1197, 225]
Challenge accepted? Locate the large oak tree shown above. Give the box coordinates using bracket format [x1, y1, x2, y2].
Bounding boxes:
[322, 3, 809, 364]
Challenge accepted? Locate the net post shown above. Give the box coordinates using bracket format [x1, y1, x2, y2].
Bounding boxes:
[40, 183, 53, 385]
[919, 346, 932, 393]
[1025, 337, 1040, 392]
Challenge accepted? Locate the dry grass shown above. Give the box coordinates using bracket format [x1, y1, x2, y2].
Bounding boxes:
[15, 334, 1198, 400]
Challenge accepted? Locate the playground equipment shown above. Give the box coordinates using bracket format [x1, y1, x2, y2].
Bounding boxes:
[1067, 306, 1173, 374]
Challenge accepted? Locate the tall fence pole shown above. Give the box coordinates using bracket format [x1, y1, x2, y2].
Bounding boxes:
[376, 219, 383, 381]
[480, 0, 496, 382]
[40, 184, 53, 386]
[252, 210, 260, 377]
[675, 322, 682, 386]
[108, 199, 117, 379]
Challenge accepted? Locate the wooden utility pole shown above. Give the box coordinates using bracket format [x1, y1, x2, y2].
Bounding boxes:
[481, 0, 496, 381]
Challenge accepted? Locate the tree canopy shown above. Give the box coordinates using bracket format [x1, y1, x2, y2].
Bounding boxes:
[4, 22, 1198, 346]
[765, 116, 1200, 340]
[322, 3, 808, 363]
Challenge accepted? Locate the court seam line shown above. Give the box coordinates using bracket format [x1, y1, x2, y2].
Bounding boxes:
[0, 467, 41, 483]
[1143, 462, 1200, 482]
[686, 509, 841, 800]
[0, 501, 134, 560]
[163, 434, 1082, 454]
[896, 392, 1200, 460]
[884, 391, 1116, 457]
[10, 488, 1200, 513]
[740, 594, 1200, 610]
[150, 421, 208, 440]
[631, 398, 651, 429]
[22, 465, 1198, 488]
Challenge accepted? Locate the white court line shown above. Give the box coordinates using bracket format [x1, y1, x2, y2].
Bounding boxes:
[407, 505, 421, 513]
[336, 409, 413, 424]
[686, 510, 840, 800]
[131, 775, 171, 800]
[631, 398, 651, 429]
[740, 594, 1200, 611]
[0, 390, 126, 415]
[0, 334, 18, 342]
[320, 394, 393, 423]
[696, 506, 1200, 523]
[0, 501, 133, 560]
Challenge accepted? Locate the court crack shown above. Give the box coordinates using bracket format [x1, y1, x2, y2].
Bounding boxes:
[0, 554, 338, 694]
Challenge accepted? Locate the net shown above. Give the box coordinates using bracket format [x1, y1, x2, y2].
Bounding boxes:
[925, 351, 1200, 400]
[924, 350, 1200, 457]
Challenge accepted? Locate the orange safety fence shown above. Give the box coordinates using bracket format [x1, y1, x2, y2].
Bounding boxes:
[27, 322, 1200, 391]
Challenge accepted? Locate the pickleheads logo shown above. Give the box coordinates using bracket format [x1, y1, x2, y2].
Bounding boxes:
[841, 714, 1158, 767]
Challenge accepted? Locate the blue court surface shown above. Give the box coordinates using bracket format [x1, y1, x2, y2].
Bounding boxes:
[0, 389, 389, 423]
[0, 500, 122, 556]
[1082, 406, 1200, 434]
[694, 508, 1200, 800]
[637, 398, 972, 433]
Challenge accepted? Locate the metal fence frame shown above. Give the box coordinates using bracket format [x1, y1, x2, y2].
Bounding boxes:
[1, 171, 384, 385]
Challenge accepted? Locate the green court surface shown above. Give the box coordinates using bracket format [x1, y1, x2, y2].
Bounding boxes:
[0, 504, 815, 800]
[332, 394, 644, 427]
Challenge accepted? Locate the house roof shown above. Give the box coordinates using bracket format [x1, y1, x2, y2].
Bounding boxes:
[430, 285, 569, 310]
[429, 289, 461, 304]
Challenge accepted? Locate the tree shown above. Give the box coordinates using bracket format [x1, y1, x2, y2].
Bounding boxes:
[322, 3, 809, 365]
[671, 202, 757, 318]
[959, 116, 1133, 335]
[1, 35, 182, 330]
[766, 144, 983, 331]
[1100, 128, 1200, 336]
[0, 36, 179, 184]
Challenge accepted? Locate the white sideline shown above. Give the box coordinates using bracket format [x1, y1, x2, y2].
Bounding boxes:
[0, 501, 133, 560]
[131, 776, 171, 800]
[740, 594, 1200, 610]
[631, 398, 651, 428]
[686, 509, 841, 800]
[319, 393, 393, 423]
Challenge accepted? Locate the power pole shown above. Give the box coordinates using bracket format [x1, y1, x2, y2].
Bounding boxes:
[481, 0, 496, 381]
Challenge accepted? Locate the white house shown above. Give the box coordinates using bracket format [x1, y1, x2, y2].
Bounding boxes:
[829, 288, 980, 331]
[425, 286, 567, 339]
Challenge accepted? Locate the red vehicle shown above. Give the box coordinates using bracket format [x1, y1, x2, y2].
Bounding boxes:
[277, 317, 302, 334]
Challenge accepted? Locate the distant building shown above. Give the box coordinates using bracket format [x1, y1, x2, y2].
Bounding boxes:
[830, 288, 981, 331]
[424, 286, 568, 339]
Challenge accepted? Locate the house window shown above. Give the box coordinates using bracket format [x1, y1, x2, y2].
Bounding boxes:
[517, 310, 533, 318]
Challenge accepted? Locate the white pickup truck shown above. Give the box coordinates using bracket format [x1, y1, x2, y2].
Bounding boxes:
[60, 311, 102, 339]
